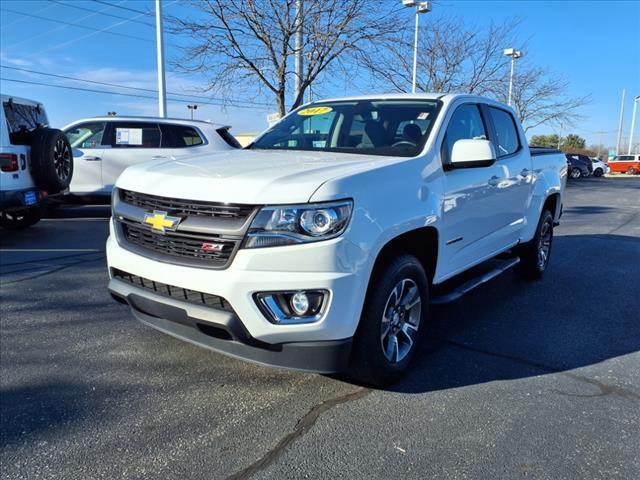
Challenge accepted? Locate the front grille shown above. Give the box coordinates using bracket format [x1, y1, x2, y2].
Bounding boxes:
[111, 268, 234, 312]
[120, 219, 237, 268]
[120, 189, 255, 219]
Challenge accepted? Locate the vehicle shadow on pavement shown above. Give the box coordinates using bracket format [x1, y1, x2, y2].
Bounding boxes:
[0, 382, 119, 448]
[390, 233, 640, 394]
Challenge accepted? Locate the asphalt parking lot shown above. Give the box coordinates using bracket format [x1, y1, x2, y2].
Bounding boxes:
[1, 177, 639, 480]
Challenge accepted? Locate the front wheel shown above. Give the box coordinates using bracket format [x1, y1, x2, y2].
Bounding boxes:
[0, 206, 43, 229]
[593, 168, 603, 177]
[515, 210, 554, 280]
[349, 255, 428, 387]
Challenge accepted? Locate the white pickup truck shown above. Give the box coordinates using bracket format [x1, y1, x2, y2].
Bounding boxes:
[107, 94, 567, 386]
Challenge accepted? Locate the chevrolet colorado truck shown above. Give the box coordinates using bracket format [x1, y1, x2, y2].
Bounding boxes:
[107, 94, 567, 386]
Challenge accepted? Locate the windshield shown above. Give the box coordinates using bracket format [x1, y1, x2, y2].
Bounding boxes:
[251, 99, 440, 157]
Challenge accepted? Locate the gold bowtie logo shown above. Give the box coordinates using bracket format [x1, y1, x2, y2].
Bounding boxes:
[143, 210, 181, 233]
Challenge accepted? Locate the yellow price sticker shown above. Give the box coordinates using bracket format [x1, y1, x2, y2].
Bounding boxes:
[297, 106, 333, 116]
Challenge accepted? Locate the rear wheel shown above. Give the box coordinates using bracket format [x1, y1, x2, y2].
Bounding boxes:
[0, 206, 43, 229]
[349, 255, 428, 387]
[628, 167, 638, 175]
[515, 210, 554, 280]
[570, 168, 582, 179]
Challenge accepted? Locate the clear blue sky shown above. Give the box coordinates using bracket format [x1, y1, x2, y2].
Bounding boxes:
[1, 0, 639, 147]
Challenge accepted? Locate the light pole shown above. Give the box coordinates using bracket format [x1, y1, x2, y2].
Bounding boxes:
[504, 48, 523, 106]
[628, 95, 639, 155]
[294, 0, 304, 103]
[187, 104, 198, 120]
[616, 89, 626, 155]
[155, 0, 167, 118]
[402, 1, 432, 94]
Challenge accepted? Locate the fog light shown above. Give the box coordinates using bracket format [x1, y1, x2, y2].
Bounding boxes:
[254, 290, 328, 324]
[290, 291, 309, 316]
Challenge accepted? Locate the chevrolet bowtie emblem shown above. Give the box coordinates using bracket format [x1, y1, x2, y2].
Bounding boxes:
[143, 210, 181, 233]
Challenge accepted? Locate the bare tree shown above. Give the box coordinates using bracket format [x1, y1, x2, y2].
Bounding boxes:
[169, 0, 396, 116]
[362, 16, 520, 95]
[364, 15, 589, 132]
[491, 65, 591, 132]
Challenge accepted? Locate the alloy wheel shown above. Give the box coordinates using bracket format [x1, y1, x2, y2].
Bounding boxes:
[380, 278, 421, 364]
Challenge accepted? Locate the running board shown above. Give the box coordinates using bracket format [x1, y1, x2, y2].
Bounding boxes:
[430, 257, 520, 305]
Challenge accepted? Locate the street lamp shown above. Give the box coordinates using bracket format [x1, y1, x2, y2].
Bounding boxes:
[504, 48, 523, 106]
[402, 0, 432, 94]
[628, 95, 640, 155]
[187, 104, 198, 120]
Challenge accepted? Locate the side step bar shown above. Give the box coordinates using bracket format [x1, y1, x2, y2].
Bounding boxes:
[430, 257, 520, 305]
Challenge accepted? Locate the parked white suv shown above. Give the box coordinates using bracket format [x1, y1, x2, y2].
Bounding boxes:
[62, 117, 241, 200]
[107, 94, 567, 385]
[1, 95, 73, 229]
[590, 157, 609, 177]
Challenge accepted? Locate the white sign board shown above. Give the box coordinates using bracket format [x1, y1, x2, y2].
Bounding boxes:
[116, 128, 143, 145]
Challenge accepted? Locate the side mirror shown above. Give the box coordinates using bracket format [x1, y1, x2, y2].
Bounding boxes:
[449, 139, 496, 168]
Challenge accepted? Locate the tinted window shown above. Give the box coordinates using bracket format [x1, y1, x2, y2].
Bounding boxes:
[161, 124, 204, 148]
[65, 122, 107, 148]
[251, 100, 439, 157]
[3, 101, 48, 134]
[442, 104, 487, 163]
[107, 122, 161, 148]
[489, 107, 519, 157]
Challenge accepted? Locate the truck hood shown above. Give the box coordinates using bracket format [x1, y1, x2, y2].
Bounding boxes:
[116, 149, 401, 204]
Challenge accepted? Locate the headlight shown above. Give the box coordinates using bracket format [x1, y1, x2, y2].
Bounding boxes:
[244, 200, 353, 248]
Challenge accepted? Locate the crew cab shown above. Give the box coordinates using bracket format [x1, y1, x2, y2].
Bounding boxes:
[62, 116, 240, 201]
[107, 94, 567, 386]
[1, 95, 73, 229]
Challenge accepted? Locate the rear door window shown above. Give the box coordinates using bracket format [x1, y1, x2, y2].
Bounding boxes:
[107, 122, 161, 148]
[488, 107, 520, 157]
[160, 124, 204, 148]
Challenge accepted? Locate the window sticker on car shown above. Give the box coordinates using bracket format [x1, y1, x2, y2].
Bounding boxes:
[312, 140, 327, 148]
[298, 106, 333, 116]
[116, 128, 143, 145]
[417, 112, 430, 120]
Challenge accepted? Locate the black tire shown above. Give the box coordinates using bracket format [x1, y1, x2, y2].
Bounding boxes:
[593, 168, 603, 177]
[0, 206, 43, 230]
[628, 167, 638, 175]
[515, 210, 554, 280]
[30, 128, 73, 193]
[349, 254, 429, 387]
[570, 168, 582, 179]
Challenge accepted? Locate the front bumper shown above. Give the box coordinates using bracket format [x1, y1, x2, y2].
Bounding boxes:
[106, 219, 371, 372]
[108, 277, 352, 373]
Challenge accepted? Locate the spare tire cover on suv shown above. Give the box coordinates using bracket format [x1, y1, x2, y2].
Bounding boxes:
[30, 128, 73, 194]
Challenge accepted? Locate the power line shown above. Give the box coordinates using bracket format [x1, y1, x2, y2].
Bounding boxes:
[0, 65, 272, 108]
[0, 77, 273, 111]
[3, 1, 129, 50]
[0, 7, 154, 43]
[91, 0, 152, 16]
[50, 0, 156, 28]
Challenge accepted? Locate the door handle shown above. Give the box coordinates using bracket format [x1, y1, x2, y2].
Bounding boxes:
[84, 156, 102, 161]
[488, 175, 500, 186]
[152, 155, 168, 159]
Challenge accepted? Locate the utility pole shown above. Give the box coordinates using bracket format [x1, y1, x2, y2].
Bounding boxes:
[294, 0, 304, 103]
[628, 95, 639, 155]
[155, 0, 167, 118]
[616, 89, 626, 155]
